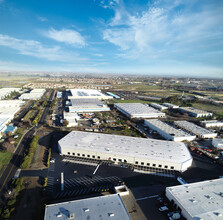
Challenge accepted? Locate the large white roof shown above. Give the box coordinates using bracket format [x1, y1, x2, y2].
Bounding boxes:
[58, 131, 192, 164]
[0, 106, 20, 118]
[179, 107, 212, 115]
[44, 194, 131, 220]
[69, 89, 111, 99]
[145, 119, 195, 138]
[166, 178, 223, 220]
[174, 121, 217, 136]
[114, 103, 165, 118]
[70, 98, 104, 107]
[0, 100, 25, 107]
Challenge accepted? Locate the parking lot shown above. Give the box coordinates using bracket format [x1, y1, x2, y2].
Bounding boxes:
[43, 130, 223, 219]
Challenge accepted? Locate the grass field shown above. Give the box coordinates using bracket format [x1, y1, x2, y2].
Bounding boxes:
[0, 75, 37, 87]
[0, 151, 12, 170]
[23, 110, 37, 121]
[192, 102, 223, 114]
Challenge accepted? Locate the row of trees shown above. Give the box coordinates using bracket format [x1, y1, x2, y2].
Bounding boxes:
[0, 178, 24, 219]
[32, 110, 42, 125]
[20, 135, 39, 169]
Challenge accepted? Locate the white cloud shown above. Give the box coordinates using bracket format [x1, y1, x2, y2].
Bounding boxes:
[102, 0, 223, 63]
[45, 28, 86, 47]
[92, 53, 104, 57]
[0, 34, 86, 62]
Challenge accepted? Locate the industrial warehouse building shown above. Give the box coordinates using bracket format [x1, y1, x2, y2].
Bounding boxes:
[0, 88, 21, 99]
[178, 107, 213, 118]
[201, 120, 223, 128]
[212, 139, 223, 149]
[19, 89, 46, 100]
[144, 119, 196, 142]
[0, 100, 25, 108]
[67, 98, 110, 113]
[44, 194, 131, 220]
[67, 89, 113, 100]
[58, 131, 193, 173]
[174, 120, 217, 139]
[166, 178, 223, 220]
[63, 112, 80, 127]
[114, 103, 165, 119]
[0, 100, 24, 137]
[150, 103, 168, 111]
[163, 103, 179, 109]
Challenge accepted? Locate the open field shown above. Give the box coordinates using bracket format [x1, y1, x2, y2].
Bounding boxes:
[0, 75, 37, 87]
[0, 151, 12, 171]
[109, 99, 154, 104]
[192, 102, 223, 114]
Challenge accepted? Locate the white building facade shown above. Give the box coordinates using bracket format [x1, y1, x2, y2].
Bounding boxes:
[58, 131, 193, 173]
[144, 119, 196, 142]
[174, 120, 217, 139]
[114, 103, 165, 119]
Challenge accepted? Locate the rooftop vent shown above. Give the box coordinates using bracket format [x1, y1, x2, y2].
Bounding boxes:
[69, 212, 75, 219]
[214, 212, 222, 217]
[83, 208, 90, 212]
[189, 199, 196, 203]
[205, 195, 213, 199]
[56, 212, 62, 218]
[108, 213, 115, 217]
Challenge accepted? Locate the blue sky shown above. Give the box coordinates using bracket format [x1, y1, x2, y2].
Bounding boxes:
[0, 0, 223, 78]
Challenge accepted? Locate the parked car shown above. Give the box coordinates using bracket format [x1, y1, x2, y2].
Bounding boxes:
[168, 212, 181, 220]
[159, 206, 169, 212]
[50, 158, 55, 163]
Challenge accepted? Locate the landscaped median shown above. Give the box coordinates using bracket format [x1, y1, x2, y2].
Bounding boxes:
[20, 135, 39, 169]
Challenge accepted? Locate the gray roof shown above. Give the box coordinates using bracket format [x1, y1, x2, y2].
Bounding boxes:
[70, 98, 104, 107]
[174, 121, 216, 136]
[58, 131, 192, 164]
[145, 119, 195, 138]
[44, 194, 131, 220]
[166, 178, 223, 220]
[114, 103, 165, 118]
[179, 107, 212, 115]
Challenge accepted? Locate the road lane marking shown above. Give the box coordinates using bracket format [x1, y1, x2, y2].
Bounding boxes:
[136, 195, 159, 201]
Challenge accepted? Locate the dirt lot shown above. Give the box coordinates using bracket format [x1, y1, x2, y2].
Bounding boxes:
[30, 130, 53, 169]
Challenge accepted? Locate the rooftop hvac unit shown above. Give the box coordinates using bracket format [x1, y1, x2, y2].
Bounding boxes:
[69, 212, 75, 219]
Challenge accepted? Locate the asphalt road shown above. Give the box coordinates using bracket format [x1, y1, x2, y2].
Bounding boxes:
[0, 126, 36, 194]
[0, 90, 55, 197]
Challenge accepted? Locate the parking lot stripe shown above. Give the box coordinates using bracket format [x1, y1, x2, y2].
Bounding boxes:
[136, 195, 159, 201]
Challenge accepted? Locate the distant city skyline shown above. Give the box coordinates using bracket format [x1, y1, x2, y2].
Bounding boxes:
[0, 0, 223, 78]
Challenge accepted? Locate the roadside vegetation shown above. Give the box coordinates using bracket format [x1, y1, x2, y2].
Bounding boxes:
[0, 151, 12, 172]
[32, 109, 42, 125]
[20, 135, 39, 169]
[0, 178, 24, 219]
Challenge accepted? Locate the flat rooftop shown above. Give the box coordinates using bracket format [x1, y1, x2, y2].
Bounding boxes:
[69, 89, 111, 99]
[163, 103, 179, 108]
[0, 106, 20, 117]
[179, 107, 211, 114]
[0, 100, 25, 106]
[213, 138, 223, 145]
[150, 103, 168, 109]
[145, 119, 195, 138]
[58, 131, 192, 164]
[202, 120, 223, 126]
[166, 178, 223, 220]
[44, 194, 131, 220]
[174, 121, 217, 136]
[114, 103, 165, 118]
[70, 98, 105, 107]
